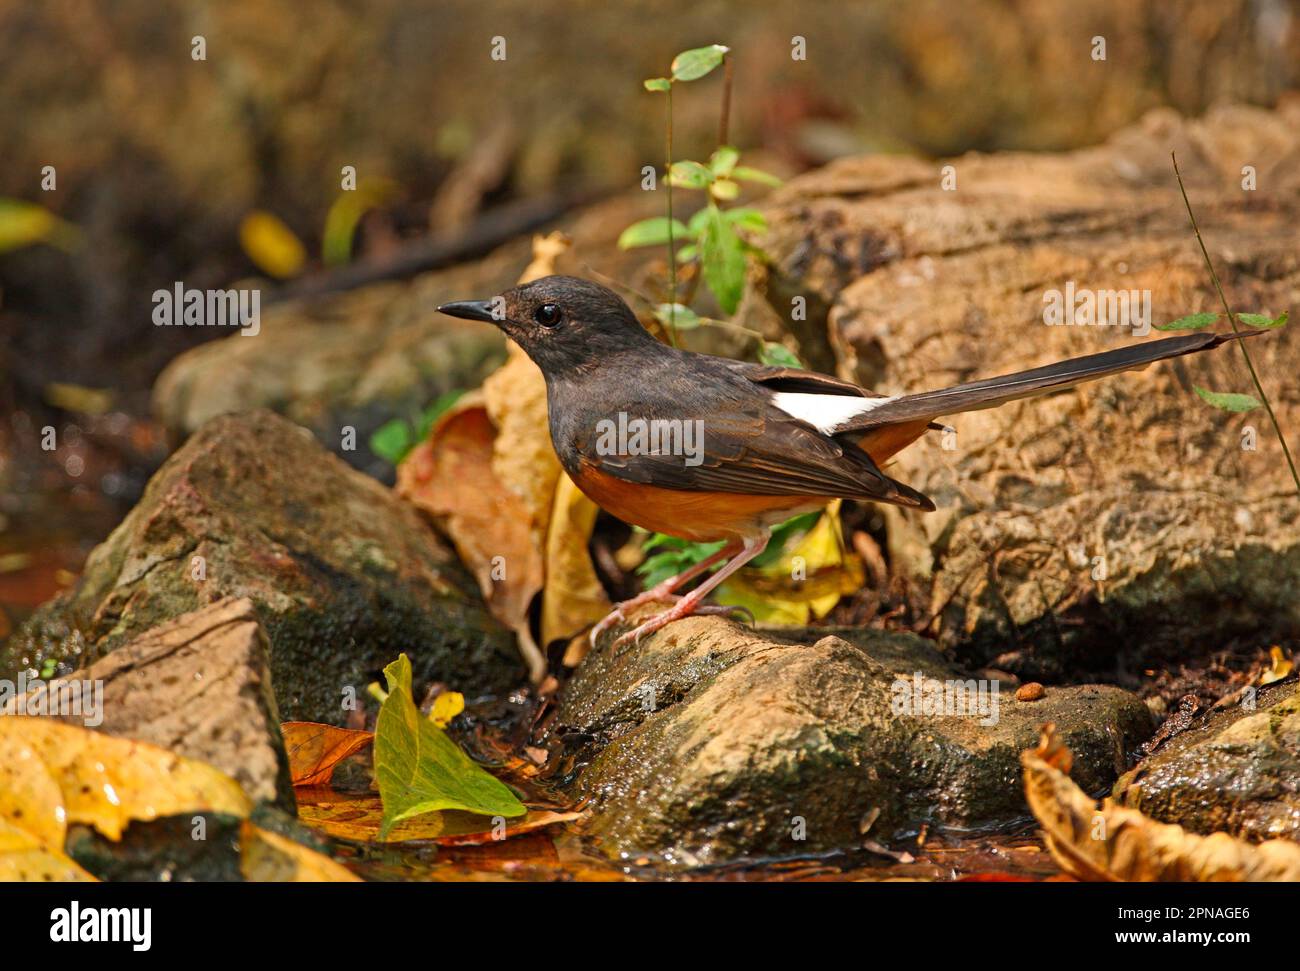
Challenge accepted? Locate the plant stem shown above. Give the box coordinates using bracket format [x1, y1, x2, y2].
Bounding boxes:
[1171, 150, 1300, 496]
[719, 54, 733, 146]
[665, 84, 678, 346]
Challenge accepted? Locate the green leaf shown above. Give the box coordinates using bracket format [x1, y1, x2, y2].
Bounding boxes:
[653, 303, 702, 330]
[0, 199, 80, 253]
[675, 243, 698, 263]
[416, 390, 465, 440]
[750, 512, 821, 568]
[1237, 311, 1288, 329]
[709, 146, 739, 177]
[618, 216, 690, 249]
[643, 77, 671, 92]
[369, 418, 414, 464]
[670, 44, 728, 82]
[731, 166, 782, 187]
[687, 208, 712, 236]
[375, 654, 525, 839]
[725, 207, 768, 233]
[636, 538, 726, 587]
[1155, 312, 1219, 331]
[667, 160, 713, 189]
[758, 342, 802, 368]
[700, 206, 746, 314]
[1193, 386, 1260, 413]
[709, 178, 740, 201]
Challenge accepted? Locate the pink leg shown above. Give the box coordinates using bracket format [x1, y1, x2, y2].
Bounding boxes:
[589, 541, 740, 647]
[611, 531, 771, 649]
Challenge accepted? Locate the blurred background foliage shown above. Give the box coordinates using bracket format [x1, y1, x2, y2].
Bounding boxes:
[1, 0, 1296, 398]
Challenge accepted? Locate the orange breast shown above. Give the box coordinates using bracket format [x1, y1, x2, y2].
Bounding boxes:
[571, 463, 830, 543]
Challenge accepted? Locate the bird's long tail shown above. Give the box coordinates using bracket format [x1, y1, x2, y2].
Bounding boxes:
[836, 330, 1263, 432]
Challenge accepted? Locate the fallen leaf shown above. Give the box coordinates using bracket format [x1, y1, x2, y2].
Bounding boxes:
[0, 716, 250, 881]
[374, 654, 525, 838]
[398, 397, 545, 678]
[1022, 723, 1300, 881]
[238, 821, 359, 881]
[238, 210, 306, 279]
[1259, 646, 1294, 687]
[430, 691, 465, 728]
[716, 500, 862, 624]
[281, 721, 374, 787]
[297, 788, 579, 845]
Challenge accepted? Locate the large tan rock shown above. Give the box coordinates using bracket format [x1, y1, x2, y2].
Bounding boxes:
[6, 598, 294, 808]
[759, 104, 1300, 674]
[556, 613, 1151, 865]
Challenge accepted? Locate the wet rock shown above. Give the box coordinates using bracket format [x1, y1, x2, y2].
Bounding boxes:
[2, 410, 521, 722]
[759, 104, 1300, 675]
[5, 598, 294, 809]
[554, 614, 1152, 865]
[1113, 681, 1300, 842]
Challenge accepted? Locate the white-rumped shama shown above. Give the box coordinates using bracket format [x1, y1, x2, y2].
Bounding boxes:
[440, 275, 1260, 647]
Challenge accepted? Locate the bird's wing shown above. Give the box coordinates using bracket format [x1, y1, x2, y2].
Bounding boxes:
[570, 404, 934, 510]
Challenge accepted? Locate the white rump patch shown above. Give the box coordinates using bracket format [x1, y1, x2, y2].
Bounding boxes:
[770, 391, 897, 434]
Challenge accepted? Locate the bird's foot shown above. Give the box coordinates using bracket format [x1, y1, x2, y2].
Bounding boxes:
[588, 582, 684, 648]
[611, 599, 753, 653]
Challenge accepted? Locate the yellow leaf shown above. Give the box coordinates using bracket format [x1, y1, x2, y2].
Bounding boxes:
[322, 177, 401, 265]
[0, 198, 80, 253]
[238, 210, 306, 279]
[429, 691, 465, 728]
[0, 717, 251, 846]
[1259, 646, 1294, 687]
[716, 500, 862, 624]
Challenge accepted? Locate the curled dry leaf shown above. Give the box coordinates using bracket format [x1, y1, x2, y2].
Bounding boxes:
[1022, 723, 1300, 881]
[281, 721, 374, 787]
[397, 232, 609, 681]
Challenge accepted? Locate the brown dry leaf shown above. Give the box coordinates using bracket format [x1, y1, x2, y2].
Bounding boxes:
[295, 786, 580, 845]
[281, 721, 374, 787]
[1022, 723, 1300, 881]
[396, 232, 609, 680]
[239, 820, 360, 882]
[397, 397, 545, 677]
[542, 473, 613, 652]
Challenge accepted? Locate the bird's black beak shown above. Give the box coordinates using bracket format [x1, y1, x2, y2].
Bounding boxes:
[437, 299, 498, 323]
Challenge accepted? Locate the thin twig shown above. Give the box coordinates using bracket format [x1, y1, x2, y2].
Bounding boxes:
[719, 54, 733, 147]
[663, 85, 678, 347]
[1170, 151, 1300, 496]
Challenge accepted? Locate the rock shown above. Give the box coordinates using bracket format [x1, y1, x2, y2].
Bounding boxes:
[1113, 680, 1300, 842]
[5, 598, 294, 809]
[758, 104, 1300, 675]
[1, 410, 521, 722]
[151, 265, 513, 480]
[553, 614, 1152, 865]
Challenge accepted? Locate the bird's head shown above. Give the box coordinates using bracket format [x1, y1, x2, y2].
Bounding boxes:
[438, 275, 657, 378]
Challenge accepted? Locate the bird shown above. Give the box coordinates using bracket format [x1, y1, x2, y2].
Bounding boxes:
[440, 275, 1261, 648]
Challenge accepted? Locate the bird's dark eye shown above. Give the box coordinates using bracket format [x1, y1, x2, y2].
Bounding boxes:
[534, 303, 562, 328]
